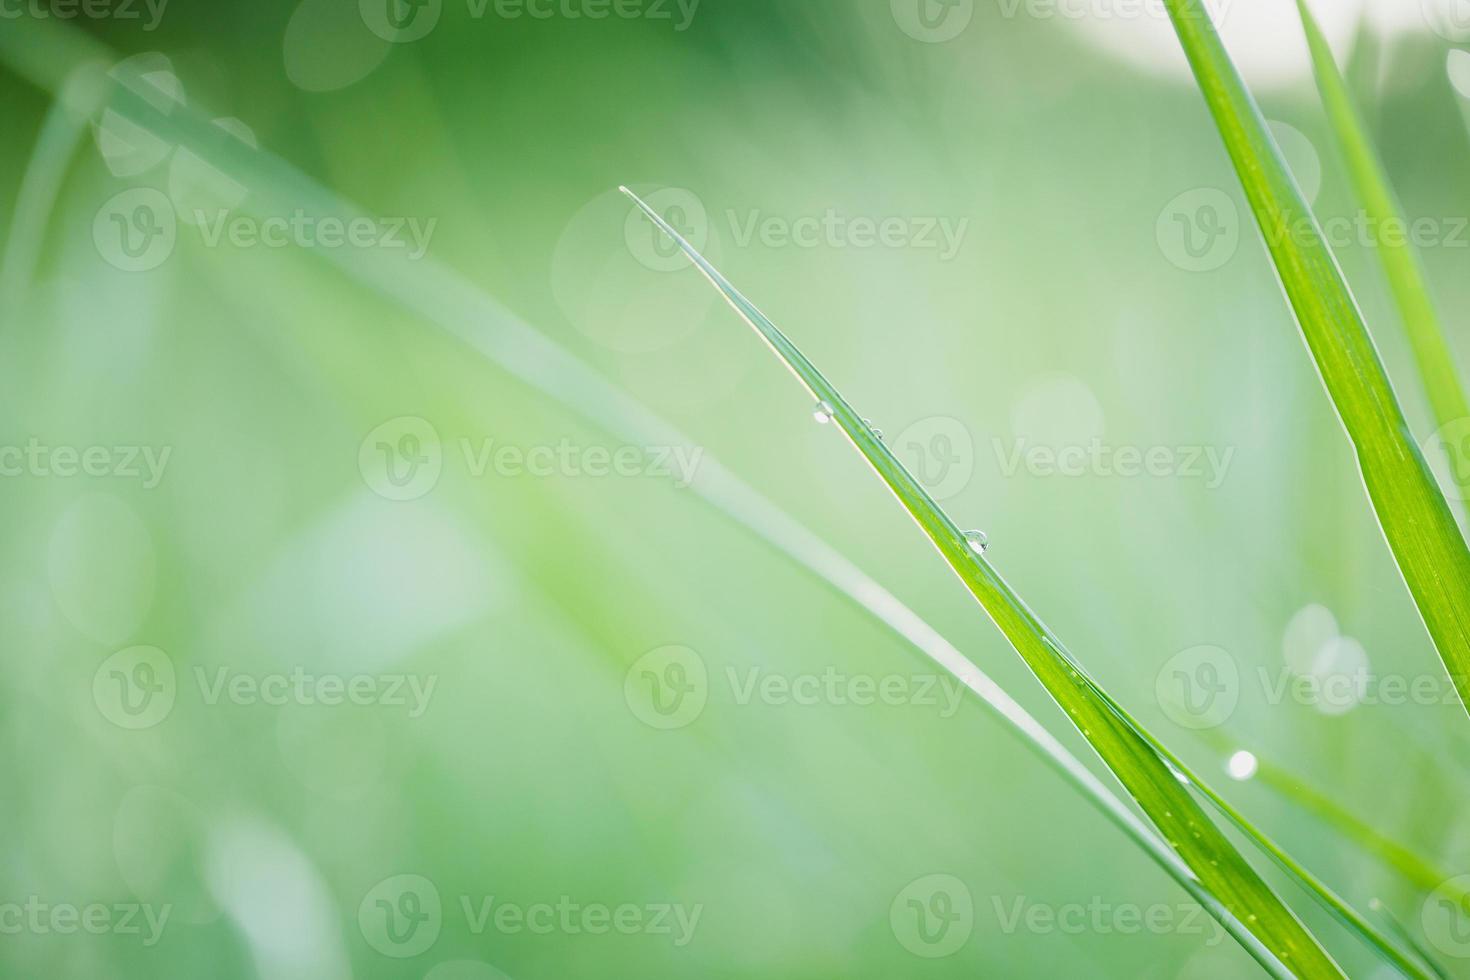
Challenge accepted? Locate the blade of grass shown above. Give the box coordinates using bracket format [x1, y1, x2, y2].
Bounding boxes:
[0, 19, 1289, 972]
[623, 187, 1344, 977]
[1296, 0, 1470, 514]
[1044, 656, 1438, 978]
[1163, 0, 1470, 718]
[0, 63, 109, 321]
[1372, 900, 1451, 980]
[1215, 740, 1460, 904]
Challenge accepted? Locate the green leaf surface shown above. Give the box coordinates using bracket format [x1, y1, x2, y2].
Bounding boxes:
[623, 187, 1342, 978]
[1296, 0, 1470, 514]
[1163, 0, 1470, 717]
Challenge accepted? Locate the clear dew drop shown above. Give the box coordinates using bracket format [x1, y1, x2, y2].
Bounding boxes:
[964, 530, 989, 555]
[861, 418, 883, 440]
[813, 400, 835, 424]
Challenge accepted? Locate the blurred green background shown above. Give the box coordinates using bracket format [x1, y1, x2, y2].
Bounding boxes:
[3, 0, 1470, 976]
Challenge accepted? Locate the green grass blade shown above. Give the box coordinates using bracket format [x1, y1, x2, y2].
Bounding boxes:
[1227, 744, 1458, 901]
[1163, 0, 1470, 718]
[1296, 0, 1470, 513]
[1049, 670, 1436, 978]
[623, 187, 1342, 978]
[0, 21, 1287, 970]
[1371, 901, 1451, 980]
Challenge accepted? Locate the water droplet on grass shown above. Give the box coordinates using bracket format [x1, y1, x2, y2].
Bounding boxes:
[964, 530, 989, 555]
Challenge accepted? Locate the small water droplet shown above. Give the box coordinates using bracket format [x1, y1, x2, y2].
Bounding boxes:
[861, 418, 883, 440]
[964, 530, 989, 555]
[813, 400, 835, 424]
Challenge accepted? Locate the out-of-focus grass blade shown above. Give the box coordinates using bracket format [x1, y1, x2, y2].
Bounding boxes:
[1296, 0, 1470, 514]
[1222, 743, 1461, 904]
[0, 19, 1290, 971]
[1372, 901, 1451, 980]
[623, 187, 1342, 978]
[1164, 0, 1470, 718]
